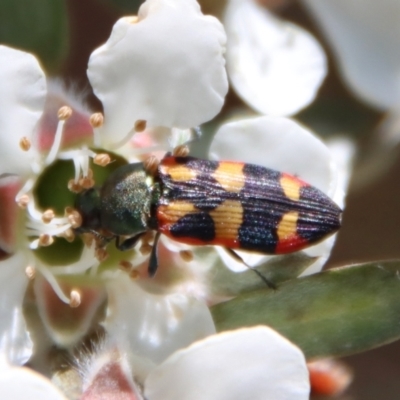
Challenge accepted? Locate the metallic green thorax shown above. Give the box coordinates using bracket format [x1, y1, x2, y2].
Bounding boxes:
[100, 163, 155, 236]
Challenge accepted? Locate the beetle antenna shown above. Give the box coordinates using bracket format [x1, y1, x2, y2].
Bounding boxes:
[224, 248, 276, 290]
[148, 232, 162, 277]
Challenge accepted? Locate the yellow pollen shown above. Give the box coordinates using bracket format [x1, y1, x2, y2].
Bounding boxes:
[39, 234, 54, 247]
[134, 119, 147, 132]
[17, 194, 30, 209]
[42, 209, 55, 224]
[25, 265, 36, 280]
[179, 250, 194, 262]
[69, 289, 81, 308]
[90, 112, 104, 128]
[58, 106, 73, 121]
[19, 137, 31, 151]
[173, 145, 190, 157]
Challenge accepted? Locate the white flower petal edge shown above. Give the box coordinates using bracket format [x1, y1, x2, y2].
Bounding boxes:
[0, 46, 46, 177]
[0, 253, 32, 365]
[145, 326, 310, 400]
[210, 116, 334, 194]
[104, 274, 216, 366]
[224, 0, 326, 116]
[0, 364, 67, 400]
[88, 0, 228, 146]
[303, 0, 400, 110]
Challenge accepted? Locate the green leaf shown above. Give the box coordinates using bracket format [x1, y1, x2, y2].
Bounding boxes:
[0, 0, 68, 72]
[208, 252, 316, 298]
[211, 261, 400, 359]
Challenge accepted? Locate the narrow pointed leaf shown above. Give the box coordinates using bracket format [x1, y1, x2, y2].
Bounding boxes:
[211, 261, 400, 359]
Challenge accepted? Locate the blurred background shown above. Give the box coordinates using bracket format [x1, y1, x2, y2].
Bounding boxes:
[2, 0, 400, 398]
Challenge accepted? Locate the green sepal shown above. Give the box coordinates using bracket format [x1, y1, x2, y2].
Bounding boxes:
[211, 261, 400, 359]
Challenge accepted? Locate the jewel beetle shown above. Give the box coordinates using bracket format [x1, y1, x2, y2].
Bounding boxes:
[75, 155, 341, 276]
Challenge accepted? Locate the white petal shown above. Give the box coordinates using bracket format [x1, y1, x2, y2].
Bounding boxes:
[0, 365, 67, 400]
[224, 0, 326, 116]
[104, 274, 215, 365]
[88, 0, 228, 146]
[303, 0, 400, 110]
[145, 326, 309, 400]
[210, 116, 334, 194]
[0, 253, 32, 364]
[0, 46, 46, 177]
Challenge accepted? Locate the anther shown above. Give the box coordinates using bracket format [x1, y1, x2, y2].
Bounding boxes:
[134, 120, 147, 132]
[119, 260, 133, 271]
[141, 231, 155, 244]
[61, 228, 75, 242]
[143, 155, 159, 176]
[129, 269, 140, 280]
[42, 209, 55, 224]
[95, 247, 109, 262]
[58, 106, 73, 121]
[140, 243, 152, 255]
[17, 194, 30, 209]
[180, 250, 194, 262]
[39, 234, 54, 247]
[90, 113, 104, 128]
[68, 179, 82, 193]
[66, 208, 82, 229]
[69, 289, 81, 308]
[94, 153, 111, 167]
[25, 265, 36, 280]
[19, 137, 31, 151]
[79, 176, 95, 189]
[173, 145, 190, 157]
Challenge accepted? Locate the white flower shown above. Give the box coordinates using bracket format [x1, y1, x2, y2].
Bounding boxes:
[224, 0, 327, 116]
[79, 327, 310, 400]
[0, 0, 228, 364]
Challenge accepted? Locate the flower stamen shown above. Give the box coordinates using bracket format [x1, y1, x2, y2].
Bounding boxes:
[134, 119, 147, 132]
[17, 194, 30, 209]
[19, 137, 31, 151]
[39, 234, 54, 247]
[69, 289, 81, 308]
[90, 113, 104, 147]
[25, 265, 36, 280]
[93, 153, 111, 167]
[180, 250, 194, 262]
[42, 209, 55, 224]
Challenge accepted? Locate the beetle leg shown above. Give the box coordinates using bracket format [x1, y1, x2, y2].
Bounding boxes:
[116, 232, 146, 251]
[148, 232, 161, 277]
[224, 248, 277, 290]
